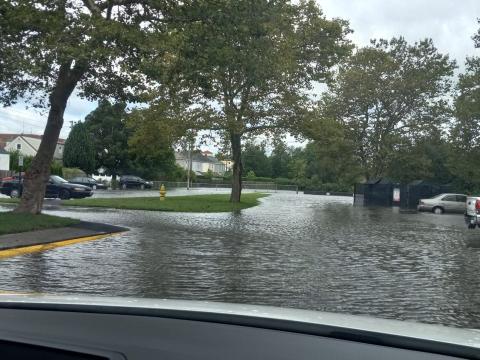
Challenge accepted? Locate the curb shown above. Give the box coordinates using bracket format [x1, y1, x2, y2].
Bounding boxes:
[0, 221, 128, 259]
[0, 233, 121, 259]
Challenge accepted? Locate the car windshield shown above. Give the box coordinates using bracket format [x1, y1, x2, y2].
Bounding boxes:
[50, 175, 69, 184]
[1, 0, 480, 348]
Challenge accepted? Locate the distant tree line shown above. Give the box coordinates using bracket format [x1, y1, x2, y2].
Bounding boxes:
[2, 0, 479, 213]
[63, 100, 184, 182]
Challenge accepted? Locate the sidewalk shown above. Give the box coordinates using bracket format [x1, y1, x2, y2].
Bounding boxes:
[0, 221, 128, 251]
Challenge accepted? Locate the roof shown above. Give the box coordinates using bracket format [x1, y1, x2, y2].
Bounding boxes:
[0, 134, 19, 149]
[0, 133, 65, 150]
[0, 148, 9, 155]
[175, 151, 222, 164]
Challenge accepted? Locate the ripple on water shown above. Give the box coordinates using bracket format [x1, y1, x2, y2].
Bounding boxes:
[0, 192, 480, 328]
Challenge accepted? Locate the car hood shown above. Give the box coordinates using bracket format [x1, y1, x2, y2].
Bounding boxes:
[63, 183, 92, 190]
[0, 294, 478, 350]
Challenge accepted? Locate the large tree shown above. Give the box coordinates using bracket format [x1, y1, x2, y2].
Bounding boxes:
[127, 99, 185, 179]
[84, 100, 130, 181]
[149, 0, 352, 202]
[270, 141, 292, 179]
[63, 122, 96, 174]
[448, 22, 480, 191]
[0, 0, 176, 213]
[319, 37, 456, 180]
[242, 142, 272, 178]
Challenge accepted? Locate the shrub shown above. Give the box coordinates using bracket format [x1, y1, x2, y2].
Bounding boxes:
[50, 161, 63, 176]
[62, 167, 86, 180]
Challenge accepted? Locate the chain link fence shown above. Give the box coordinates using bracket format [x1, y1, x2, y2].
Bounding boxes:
[152, 181, 298, 192]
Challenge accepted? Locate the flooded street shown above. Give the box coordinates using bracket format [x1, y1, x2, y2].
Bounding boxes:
[1, 191, 480, 328]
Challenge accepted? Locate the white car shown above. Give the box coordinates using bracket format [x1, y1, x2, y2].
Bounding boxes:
[417, 193, 467, 214]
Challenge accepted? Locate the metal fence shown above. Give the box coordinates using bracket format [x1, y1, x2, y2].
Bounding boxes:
[152, 181, 298, 192]
[400, 182, 453, 209]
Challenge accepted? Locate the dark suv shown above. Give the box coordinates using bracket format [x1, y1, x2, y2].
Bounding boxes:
[0, 175, 93, 200]
[119, 176, 153, 190]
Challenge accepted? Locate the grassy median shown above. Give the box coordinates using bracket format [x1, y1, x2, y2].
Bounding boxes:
[0, 213, 80, 236]
[65, 193, 267, 212]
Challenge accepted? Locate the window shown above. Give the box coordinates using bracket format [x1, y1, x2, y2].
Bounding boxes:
[16, 143, 21, 150]
[456, 195, 467, 203]
[442, 195, 456, 202]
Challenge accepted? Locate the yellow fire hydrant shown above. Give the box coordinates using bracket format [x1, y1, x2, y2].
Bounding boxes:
[159, 184, 166, 201]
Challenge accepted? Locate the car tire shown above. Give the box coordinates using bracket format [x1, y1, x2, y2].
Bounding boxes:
[10, 189, 20, 198]
[140, 184, 145, 190]
[122, 183, 127, 190]
[468, 223, 477, 229]
[59, 189, 71, 200]
[432, 206, 444, 215]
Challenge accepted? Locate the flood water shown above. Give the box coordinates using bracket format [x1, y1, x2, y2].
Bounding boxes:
[1, 191, 480, 329]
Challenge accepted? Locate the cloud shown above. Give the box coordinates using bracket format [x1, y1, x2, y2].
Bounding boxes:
[2, 1, 479, 148]
[320, 0, 480, 67]
[0, 93, 96, 138]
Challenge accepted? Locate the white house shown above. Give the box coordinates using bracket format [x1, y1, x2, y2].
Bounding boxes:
[0, 148, 9, 171]
[2, 134, 65, 161]
[175, 151, 227, 176]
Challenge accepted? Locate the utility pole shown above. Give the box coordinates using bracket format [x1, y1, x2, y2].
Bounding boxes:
[187, 143, 193, 190]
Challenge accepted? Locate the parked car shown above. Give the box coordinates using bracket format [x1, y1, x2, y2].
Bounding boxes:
[119, 175, 153, 190]
[417, 193, 467, 214]
[0, 175, 93, 200]
[70, 176, 107, 190]
[0, 172, 25, 182]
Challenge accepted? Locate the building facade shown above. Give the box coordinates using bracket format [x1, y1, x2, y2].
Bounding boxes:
[175, 151, 227, 176]
[0, 134, 65, 161]
[0, 148, 9, 171]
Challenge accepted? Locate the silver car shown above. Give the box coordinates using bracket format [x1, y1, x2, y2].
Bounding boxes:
[417, 193, 467, 214]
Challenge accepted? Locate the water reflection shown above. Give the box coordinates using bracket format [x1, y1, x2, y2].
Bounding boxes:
[0, 192, 479, 328]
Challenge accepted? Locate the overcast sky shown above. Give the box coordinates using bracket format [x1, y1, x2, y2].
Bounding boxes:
[1, 0, 479, 144]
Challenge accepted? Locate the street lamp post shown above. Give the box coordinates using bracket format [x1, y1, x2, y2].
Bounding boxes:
[18, 155, 23, 196]
[187, 144, 192, 190]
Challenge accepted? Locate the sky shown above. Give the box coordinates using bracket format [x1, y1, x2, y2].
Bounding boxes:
[1, 0, 479, 147]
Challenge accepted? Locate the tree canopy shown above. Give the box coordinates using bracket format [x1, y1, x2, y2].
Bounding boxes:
[63, 121, 96, 174]
[316, 37, 456, 180]
[0, 0, 179, 213]
[83, 100, 130, 179]
[143, 0, 352, 201]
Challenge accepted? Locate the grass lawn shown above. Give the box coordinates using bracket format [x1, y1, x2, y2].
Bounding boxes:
[0, 198, 18, 204]
[65, 193, 268, 212]
[0, 213, 80, 236]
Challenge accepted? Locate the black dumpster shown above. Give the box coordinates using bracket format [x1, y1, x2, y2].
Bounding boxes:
[354, 178, 400, 207]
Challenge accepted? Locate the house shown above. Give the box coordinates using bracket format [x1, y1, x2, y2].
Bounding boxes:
[175, 150, 227, 176]
[0, 134, 65, 161]
[0, 148, 9, 171]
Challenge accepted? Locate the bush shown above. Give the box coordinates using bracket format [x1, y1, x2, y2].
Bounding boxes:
[9, 151, 64, 177]
[274, 177, 296, 185]
[304, 182, 353, 193]
[8, 151, 33, 172]
[62, 167, 86, 180]
[50, 161, 63, 176]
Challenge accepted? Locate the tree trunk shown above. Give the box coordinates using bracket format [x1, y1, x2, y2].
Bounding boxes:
[111, 173, 117, 190]
[230, 132, 243, 203]
[14, 62, 84, 214]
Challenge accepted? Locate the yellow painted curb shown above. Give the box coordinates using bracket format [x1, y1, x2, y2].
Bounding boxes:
[0, 232, 122, 260]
